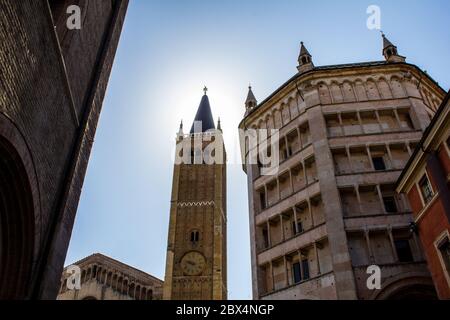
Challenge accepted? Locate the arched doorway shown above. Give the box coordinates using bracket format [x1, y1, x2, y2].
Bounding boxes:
[0, 135, 35, 299]
[373, 274, 438, 300]
[386, 284, 438, 300]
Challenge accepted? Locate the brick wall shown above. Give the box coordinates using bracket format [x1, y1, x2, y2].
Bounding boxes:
[405, 139, 450, 299]
[52, 0, 117, 118]
[437, 143, 450, 177]
[0, 0, 128, 299]
[408, 185, 424, 216]
[416, 198, 450, 298]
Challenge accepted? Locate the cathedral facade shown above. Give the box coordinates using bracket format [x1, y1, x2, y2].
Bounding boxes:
[57, 254, 163, 300]
[239, 35, 446, 300]
[163, 91, 227, 300]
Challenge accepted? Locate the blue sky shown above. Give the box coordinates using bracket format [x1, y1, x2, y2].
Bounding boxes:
[66, 0, 450, 300]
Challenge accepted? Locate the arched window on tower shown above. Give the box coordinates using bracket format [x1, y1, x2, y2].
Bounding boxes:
[190, 230, 200, 244]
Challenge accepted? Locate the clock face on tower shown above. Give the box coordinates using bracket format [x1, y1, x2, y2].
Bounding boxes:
[180, 251, 206, 276]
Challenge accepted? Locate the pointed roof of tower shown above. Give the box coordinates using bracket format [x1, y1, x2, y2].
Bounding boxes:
[381, 32, 405, 62]
[246, 85, 257, 104]
[382, 33, 395, 49]
[299, 41, 311, 57]
[177, 120, 184, 138]
[297, 41, 314, 73]
[190, 87, 216, 134]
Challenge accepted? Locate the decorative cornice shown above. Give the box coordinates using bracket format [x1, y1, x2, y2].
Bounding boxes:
[64, 253, 163, 284]
[240, 62, 446, 128]
[177, 201, 215, 208]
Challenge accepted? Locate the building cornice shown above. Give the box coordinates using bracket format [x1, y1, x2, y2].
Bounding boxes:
[65, 253, 163, 284]
[239, 61, 446, 129]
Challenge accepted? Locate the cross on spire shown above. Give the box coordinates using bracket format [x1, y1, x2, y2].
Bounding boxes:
[203, 86, 208, 95]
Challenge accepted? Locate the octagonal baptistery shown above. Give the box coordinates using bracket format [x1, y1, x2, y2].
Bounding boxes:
[239, 36, 445, 300]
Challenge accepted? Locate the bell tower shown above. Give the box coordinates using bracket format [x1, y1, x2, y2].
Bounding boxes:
[163, 88, 227, 300]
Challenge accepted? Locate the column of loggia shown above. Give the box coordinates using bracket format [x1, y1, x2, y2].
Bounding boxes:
[364, 227, 423, 265]
[259, 160, 321, 292]
[263, 197, 318, 249]
[303, 83, 358, 299]
[251, 121, 315, 297]
[265, 242, 322, 294]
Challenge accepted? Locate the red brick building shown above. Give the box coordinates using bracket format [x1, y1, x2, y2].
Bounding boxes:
[397, 91, 450, 299]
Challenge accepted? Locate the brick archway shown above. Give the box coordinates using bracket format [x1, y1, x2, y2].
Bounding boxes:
[386, 284, 438, 300]
[0, 136, 35, 299]
[0, 114, 41, 300]
[372, 273, 438, 300]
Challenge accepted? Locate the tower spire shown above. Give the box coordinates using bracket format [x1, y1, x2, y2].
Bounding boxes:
[297, 41, 314, 73]
[245, 85, 258, 115]
[381, 33, 405, 63]
[190, 87, 215, 134]
[177, 120, 184, 140]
